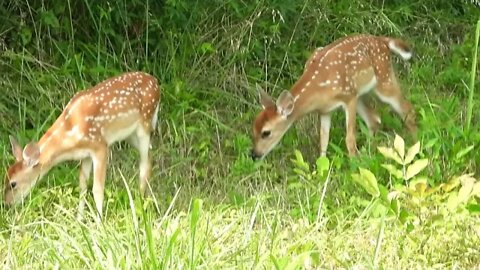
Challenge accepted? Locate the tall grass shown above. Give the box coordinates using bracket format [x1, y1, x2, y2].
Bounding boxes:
[1, 0, 480, 268]
[466, 19, 480, 133]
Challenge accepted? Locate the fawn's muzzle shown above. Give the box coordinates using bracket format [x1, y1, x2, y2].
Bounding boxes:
[250, 149, 262, 161]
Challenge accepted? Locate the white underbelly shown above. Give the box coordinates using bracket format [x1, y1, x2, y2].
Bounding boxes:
[326, 102, 345, 113]
[357, 76, 377, 97]
[54, 149, 92, 164]
[103, 121, 139, 145]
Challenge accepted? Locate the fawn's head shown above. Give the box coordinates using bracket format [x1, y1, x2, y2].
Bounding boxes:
[251, 85, 295, 160]
[4, 136, 42, 205]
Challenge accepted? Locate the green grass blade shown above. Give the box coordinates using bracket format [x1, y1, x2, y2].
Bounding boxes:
[466, 19, 480, 133]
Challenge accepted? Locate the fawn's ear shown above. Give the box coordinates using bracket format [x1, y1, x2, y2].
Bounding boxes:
[256, 84, 275, 109]
[22, 142, 40, 167]
[9, 135, 23, 162]
[276, 90, 294, 118]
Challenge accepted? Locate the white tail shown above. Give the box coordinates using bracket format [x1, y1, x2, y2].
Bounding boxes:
[4, 71, 161, 218]
[251, 34, 417, 159]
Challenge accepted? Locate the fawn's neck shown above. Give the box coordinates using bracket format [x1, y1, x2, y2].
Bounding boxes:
[287, 73, 327, 121]
[37, 115, 79, 166]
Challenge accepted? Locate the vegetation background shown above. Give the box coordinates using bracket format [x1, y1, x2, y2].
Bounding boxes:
[0, 0, 479, 268]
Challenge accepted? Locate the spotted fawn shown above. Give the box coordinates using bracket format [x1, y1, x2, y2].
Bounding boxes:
[5, 71, 161, 218]
[251, 34, 417, 159]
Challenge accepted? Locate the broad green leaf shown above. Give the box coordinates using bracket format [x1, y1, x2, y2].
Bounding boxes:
[359, 168, 380, 197]
[387, 190, 401, 202]
[458, 176, 475, 204]
[409, 177, 428, 188]
[405, 159, 429, 180]
[457, 173, 476, 183]
[455, 145, 474, 160]
[377, 146, 403, 165]
[294, 150, 304, 163]
[471, 182, 480, 197]
[291, 150, 309, 172]
[20, 27, 32, 45]
[381, 164, 403, 179]
[466, 203, 480, 214]
[390, 198, 400, 216]
[394, 134, 405, 160]
[393, 184, 409, 194]
[446, 192, 459, 211]
[293, 168, 307, 178]
[379, 184, 389, 202]
[424, 138, 438, 149]
[351, 168, 380, 197]
[404, 141, 420, 165]
[414, 182, 427, 198]
[399, 209, 412, 224]
[190, 198, 203, 234]
[441, 177, 461, 192]
[315, 156, 330, 175]
[41, 11, 60, 28]
[371, 202, 387, 217]
[406, 222, 414, 232]
[351, 174, 362, 190]
[200, 42, 216, 54]
[431, 214, 444, 225]
[425, 184, 442, 197]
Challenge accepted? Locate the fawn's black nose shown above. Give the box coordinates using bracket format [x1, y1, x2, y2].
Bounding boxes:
[250, 149, 261, 161]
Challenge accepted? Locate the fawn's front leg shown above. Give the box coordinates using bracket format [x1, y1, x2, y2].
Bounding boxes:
[320, 114, 331, 157]
[357, 99, 381, 135]
[92, 145, 108, 219]
[136, 127, 152, 196]
[77, 158, 92, 220]
[345, 100, 358, 156]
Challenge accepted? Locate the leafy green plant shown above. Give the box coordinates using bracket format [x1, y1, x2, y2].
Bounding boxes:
[290, 150, 330, 188]
[287, 150, 331, 221]
[353, 135, 480, 231]
[377, 134, 428, 184]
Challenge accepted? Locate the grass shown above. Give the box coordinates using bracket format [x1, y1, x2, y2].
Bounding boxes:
[467, 18, 480, 133]
[1, 178, 478, 268]
[1, 0, 480, 268]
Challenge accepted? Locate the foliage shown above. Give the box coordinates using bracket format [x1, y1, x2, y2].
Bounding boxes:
[287, 150, 330, 221]
[352, 134, 480, 232]
[1, 0, 480, 268]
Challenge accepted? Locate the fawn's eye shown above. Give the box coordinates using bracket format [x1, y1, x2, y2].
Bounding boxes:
[261, 130, 271, 139]
[10, 182, 17, 189]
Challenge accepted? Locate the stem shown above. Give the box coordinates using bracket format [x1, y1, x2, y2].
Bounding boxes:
[373, 211, 386, 269]
[466, 19, 480, 133]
